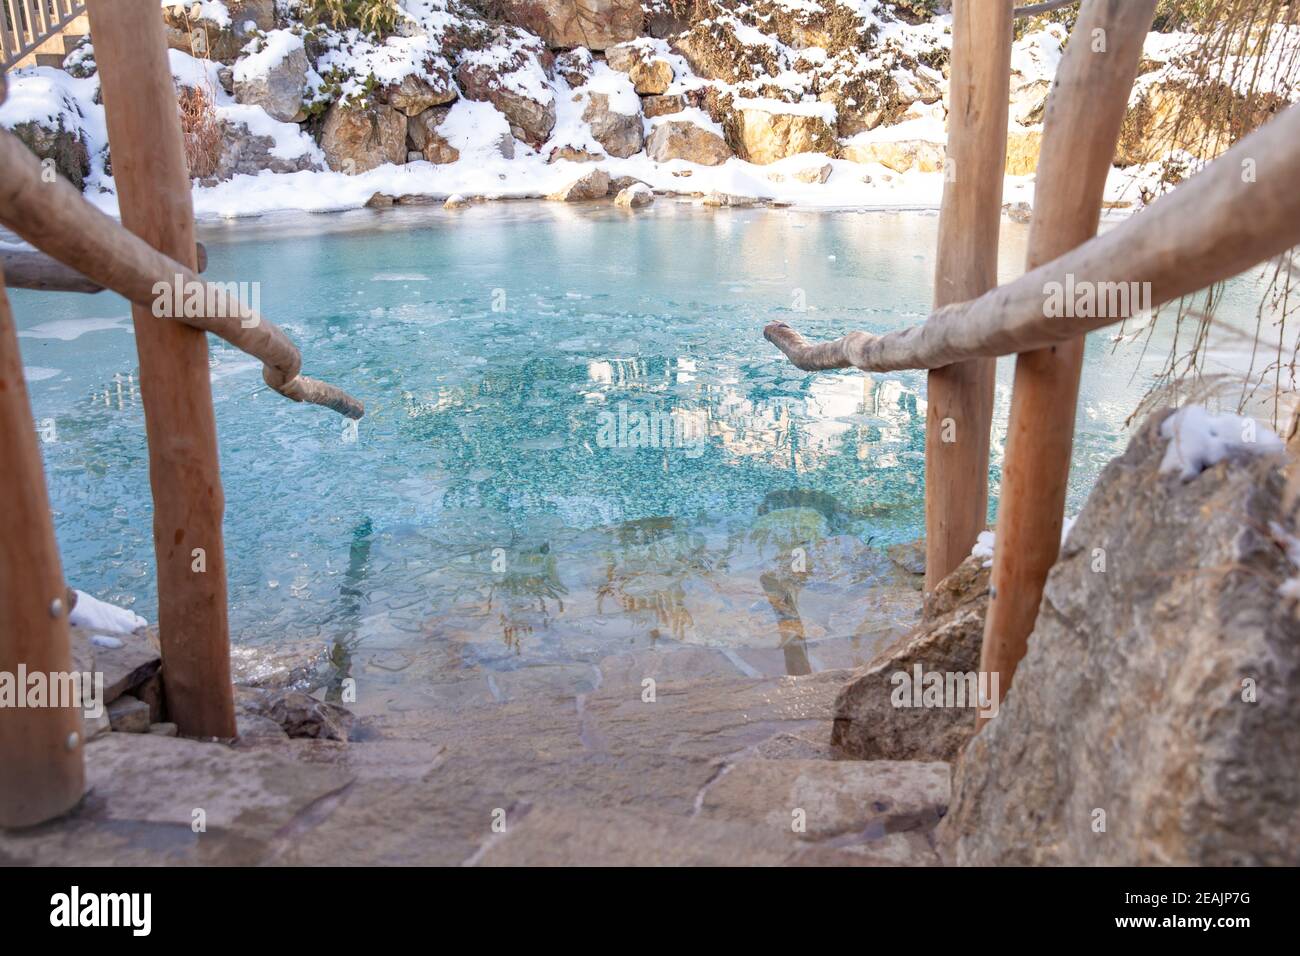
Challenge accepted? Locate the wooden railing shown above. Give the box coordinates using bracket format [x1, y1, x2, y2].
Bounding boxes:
[0, 0, 364, 826]
[769, 0, 1300, 722]
[0, 1, 86, 70]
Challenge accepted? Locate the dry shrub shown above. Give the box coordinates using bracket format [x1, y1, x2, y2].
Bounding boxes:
[178, 83, 223, 181]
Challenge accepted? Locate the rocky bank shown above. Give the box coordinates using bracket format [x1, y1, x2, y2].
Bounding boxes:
[1, 1, 1290, 216]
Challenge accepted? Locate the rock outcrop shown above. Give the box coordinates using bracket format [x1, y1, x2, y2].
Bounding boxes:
[506, 0, 643, 51]
[728, 105, 837, 164]
[940, 411, 1299, 866]
[840, 138, 945, 173]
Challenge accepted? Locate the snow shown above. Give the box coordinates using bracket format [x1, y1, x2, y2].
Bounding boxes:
[70, 590, 147, 634]
[970, 517, 1078, 568]
[233, 29, 304, 83]
[1159, 406, 1284, 480]
[162, 0, 232, 28]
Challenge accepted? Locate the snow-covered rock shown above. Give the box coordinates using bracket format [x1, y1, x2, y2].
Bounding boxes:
[614, 181, 654, 208]
[455, 28, 557, 147]
[582, 91, 644, 158]
[233, 30, 312, 123]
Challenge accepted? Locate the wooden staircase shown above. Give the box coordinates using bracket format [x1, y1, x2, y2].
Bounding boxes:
[1, 2, 88, 71]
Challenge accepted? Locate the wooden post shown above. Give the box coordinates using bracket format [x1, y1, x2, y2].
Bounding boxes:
[978, 0, 1159, 721]
[86, 0, 235, 737]
[0, 260, 86, 827]
[924, 0, 1013, 592]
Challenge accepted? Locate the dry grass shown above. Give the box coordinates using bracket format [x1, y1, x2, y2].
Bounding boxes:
[1112, 0, 1300, 431]
[178, 82, 223, 181]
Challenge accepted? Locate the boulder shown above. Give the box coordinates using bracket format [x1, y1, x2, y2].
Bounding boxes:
[162, 0, 274, 64]
[1005, 126, 1041, 176]
[232, 33, 311, 123]
[606, 42, 674, 94]
[702, 191, 756, 207]
[547, 168, 611, 201]
[729, 107, 837, 165]
[614, 182, 654, 208]
[503, 0, 643, 51]
[646, 120, 731, 165]
[320, 101, 407, 173]
[407, 107, 459, 164]
[384, 72, 457, 117]
[831, 553, 990, 762]
[642, 93, 685, 118]
[456, 60, 556, 148]
[840, 138, 945, 173]
[106, 695, 151, 734]
[793, 162, 832, 184]
[8, 119, 91, 188]
[940, 411, 1299, 866]
[582, 91, 644, 158]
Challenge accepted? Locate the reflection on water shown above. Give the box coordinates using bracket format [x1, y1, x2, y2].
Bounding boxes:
[12, 202, 1248, 695]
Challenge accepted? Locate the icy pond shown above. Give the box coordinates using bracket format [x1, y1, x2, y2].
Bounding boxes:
[11, 202, 1278, 706]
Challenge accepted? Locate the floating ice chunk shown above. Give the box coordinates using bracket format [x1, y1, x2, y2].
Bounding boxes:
[70, 591, 147, 634]
[1159, 406, 1283, 480]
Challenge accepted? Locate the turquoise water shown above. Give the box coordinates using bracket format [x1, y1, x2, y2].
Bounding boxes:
[12, 203, 1258, 697]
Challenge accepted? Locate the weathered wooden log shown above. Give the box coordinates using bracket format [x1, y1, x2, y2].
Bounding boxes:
[923, 0, 1014, 592]
[764, 101, 1300, 371]
[0, 241, 207, 293]
[980, 0, 1160, 723]
[0, 261, 86, 827]
[0, 126, 363, 419]
[87, 0, 235, 739]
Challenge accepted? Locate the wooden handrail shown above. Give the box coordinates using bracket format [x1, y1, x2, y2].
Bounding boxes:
[0, 258, 85, 827]
[0, 124, 365, 419]
[922, 0, 1013, 592]
[980, 0, 1159, 721]
[1, 1, 86, 70]
[1, 241, 207, 292]
[765, 102, 1300, 372]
